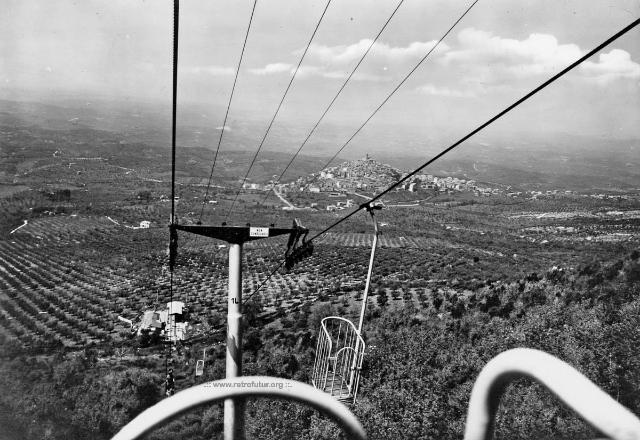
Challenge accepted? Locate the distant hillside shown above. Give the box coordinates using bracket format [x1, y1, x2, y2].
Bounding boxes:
[377, 134, 640, 191]
[2, 98, 639, 192]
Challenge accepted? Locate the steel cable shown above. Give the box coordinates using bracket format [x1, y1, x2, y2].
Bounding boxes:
[199, 0, 259, 223]
[259, 0, 406, 207]
[224, 0, 334, 222]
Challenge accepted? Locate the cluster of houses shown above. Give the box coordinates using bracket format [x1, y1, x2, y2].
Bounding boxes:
[283, 155, 505, 198]
[325, 198, 356, 212]
[397, 174, 480, 193]
[242, 182, 275, 191]
[285, 155, 398, 194]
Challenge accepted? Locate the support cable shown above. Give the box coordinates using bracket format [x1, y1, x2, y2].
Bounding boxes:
[167, 0, 180, 379]
[224, 0, 334, 222]
[315, 0, 479, 173]
[244, 259, 287, 305]
[245, 16, 640, 303]
[259, 0, 406, 206]
[170, 0, 179, 227]
[307, 17, 640, 243]
[199, 0, 259, 223]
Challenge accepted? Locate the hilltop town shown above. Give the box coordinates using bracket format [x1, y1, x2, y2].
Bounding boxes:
[283, 155, 484, 194]
[263, 155, 499, 211]
[240, 155, 636, 211]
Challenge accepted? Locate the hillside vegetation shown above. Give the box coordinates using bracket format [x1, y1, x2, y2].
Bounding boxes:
[1, 113, 639, 439]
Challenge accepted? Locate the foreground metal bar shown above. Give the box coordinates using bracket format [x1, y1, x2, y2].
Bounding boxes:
[225, 243, 243, 439]
[464, 348, 640, 440]
[111, 376, 367, 440]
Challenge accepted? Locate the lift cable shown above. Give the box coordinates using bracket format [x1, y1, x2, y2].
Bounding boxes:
[198, 0, 259, 223]
[258, 0, 478, 211]
[245, 16, 640, 301]
[244, 259, 287, 305]
[166, 0, 180, 379]
[258, 0, 406, 207]
[224, 0, 334, 222]
[314, 0, 479, 174]
[307, 16, 640, 243]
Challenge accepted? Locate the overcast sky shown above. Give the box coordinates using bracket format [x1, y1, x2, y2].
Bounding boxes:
[2, 0, 640, 143]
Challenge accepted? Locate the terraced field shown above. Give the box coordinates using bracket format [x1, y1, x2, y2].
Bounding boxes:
[0, 215, 370, 348]
[2, 205, 636, 352]
[0, 212, 429, 347]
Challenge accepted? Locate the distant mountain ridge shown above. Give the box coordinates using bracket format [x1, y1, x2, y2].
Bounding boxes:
[2, 98, 638, 192]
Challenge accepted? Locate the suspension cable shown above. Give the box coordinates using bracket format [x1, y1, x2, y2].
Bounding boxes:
[224, 0, 334, 222]
[314, 0, 479, 175]
[199, 0, 258, 223]
[171, 1, 179, 227]
[167, 0, 180, 379]
[259, 0, 406, 206]
[306, 16, 640, 243]
[244, 259, 287, 305]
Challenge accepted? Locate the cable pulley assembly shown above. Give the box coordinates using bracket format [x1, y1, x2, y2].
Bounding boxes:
[285, 219, 313, 270]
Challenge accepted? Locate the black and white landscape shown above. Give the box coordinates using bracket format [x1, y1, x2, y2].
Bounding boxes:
[1, 1, 639, 439]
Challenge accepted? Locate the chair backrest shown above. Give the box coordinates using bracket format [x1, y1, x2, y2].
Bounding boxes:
[312, 316, 365, 404]
[195, 360, 204, 377]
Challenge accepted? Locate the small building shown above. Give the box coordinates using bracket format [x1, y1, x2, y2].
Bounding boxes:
[137, 301, 188, 341]
[139, 220, 151, 229]
[138, 311, 163, 336]
[164, 301, 188, 342]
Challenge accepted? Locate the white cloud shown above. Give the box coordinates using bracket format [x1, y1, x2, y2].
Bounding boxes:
[417, 83, 477, 98]
[294, 65, 323, 77]
[322, 71, 348, 80]
[438, 27, 640, 89]
[182, 66, 234, 76]
[248, 63, 293, 75]
[306, 39, 372, 65]
[305, 39, 447, 67]
[581, 49, 640, 84]
[250, 39, 448, 82]
[442, 28, 582, 78]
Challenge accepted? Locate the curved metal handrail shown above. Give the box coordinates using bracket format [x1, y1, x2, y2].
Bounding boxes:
[464, 348, 640, 440]
[321, 316, 365, 355]
[321, 316, 359, 332]
[312, 316, 336, 389]
[112, 376, 366, 440]
[319, 316, 336, 353]
[334, 345, 359, 360]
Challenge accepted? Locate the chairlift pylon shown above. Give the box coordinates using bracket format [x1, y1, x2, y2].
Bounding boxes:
[311, 204, 381, 404]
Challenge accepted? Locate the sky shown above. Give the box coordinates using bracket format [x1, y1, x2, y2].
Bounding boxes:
[2, 0, 640, 146]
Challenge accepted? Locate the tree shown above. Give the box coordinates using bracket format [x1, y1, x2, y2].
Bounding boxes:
[72, 368, 162, 436]
[136, 190, 152, 203]
[376, 291, 388, 308]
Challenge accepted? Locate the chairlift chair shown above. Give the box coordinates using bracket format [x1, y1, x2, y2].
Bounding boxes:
[195, 359, 205, 377]
[311, 205, 381, 404]
[195, 347, 206, 377]
[195, 341, 222, 377]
